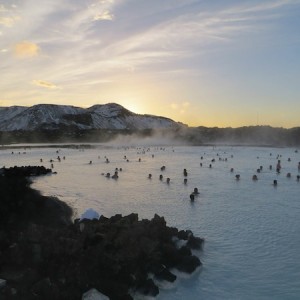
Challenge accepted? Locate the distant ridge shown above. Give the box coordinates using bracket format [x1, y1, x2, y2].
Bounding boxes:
[1, 104, 300, 146]
[186, 125, 300, 147]
[0, 103, 181, 131]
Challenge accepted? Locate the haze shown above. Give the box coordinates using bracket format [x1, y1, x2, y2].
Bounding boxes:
[1, 0, 300, 128]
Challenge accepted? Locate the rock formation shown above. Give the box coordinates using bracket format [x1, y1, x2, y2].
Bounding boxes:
[0, 166, 203, 299]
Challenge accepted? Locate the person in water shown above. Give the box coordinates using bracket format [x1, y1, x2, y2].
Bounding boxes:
[193, 188, 199, 194]
[276, 160, 281, 173]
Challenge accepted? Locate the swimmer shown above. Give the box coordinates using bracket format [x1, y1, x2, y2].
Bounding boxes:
[193, 188, 199, 194]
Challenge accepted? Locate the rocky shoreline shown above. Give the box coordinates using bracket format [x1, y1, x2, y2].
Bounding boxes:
[0, 166, 203, 300]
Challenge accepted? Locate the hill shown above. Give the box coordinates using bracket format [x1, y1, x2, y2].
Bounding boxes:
[0, 103, 300, 146]
[0, 103, 180, 131]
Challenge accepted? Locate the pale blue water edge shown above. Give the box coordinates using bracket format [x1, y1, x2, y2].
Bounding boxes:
[1, 144, 300, 300]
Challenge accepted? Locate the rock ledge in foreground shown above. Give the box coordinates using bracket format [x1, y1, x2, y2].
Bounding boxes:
[0, 166, 204, 300]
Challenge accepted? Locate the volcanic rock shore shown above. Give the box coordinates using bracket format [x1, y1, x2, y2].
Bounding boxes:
[0, 166, 203, 300]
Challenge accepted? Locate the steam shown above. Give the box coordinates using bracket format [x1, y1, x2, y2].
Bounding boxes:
[106, 129, 189, 147]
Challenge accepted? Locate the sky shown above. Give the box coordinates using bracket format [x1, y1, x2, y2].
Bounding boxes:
[1, 0, 300, 128]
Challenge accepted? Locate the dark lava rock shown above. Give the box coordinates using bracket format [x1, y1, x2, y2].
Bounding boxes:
[187, 234, 205, 250]
[154, 266, 177, 283]
[0, 166, 72, 229]
[0, 166, 204, 300]
[176, 255, 202, 273]
[136, 279, 159, 297]
[1, 165, 52, 177]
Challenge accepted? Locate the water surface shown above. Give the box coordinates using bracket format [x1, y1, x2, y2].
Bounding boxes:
[1, 145, 300, 299]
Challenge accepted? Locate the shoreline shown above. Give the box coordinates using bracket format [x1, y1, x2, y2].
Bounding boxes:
[1, 142, 297, 150]
[0, 166, 203, 300]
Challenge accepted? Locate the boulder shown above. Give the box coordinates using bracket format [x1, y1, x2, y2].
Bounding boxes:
[136, 279, 159, 297]
[186, 235, 204, 250]
[154, 267, 177, 283]
[176, 255, 202, 273]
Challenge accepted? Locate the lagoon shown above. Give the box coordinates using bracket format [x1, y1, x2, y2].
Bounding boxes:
[1, 144, 300, 299]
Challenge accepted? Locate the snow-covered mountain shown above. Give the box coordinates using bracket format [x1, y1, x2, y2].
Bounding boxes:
[0, 103, 181, 131]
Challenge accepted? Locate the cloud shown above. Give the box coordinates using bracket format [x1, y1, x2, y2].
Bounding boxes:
[93, 10, 114, 21]
[110, 0, 296, 53]
[0, 3, 20, 27]
[224, 0, 300, 15]
[99, 0, 115, 4]
[0, 15, 21, 27]
[61, 0, 117, 31]
[32, 80, 58, 89]
[3, 1, 272, 78]
[14, 41, 40, 58]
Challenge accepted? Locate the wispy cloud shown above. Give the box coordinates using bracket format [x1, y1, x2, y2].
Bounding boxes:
[5, 0, 296, 72]
[93, 10, 114, 21]
[90, 0, 115, 21]
[32, 80, 58, 89]
[81, 0, 298, 73]
[223, 0, 300, 14]
[0, 3, 20, 27]
[31, 1, 300, 83]
[0, 16, 20, 27]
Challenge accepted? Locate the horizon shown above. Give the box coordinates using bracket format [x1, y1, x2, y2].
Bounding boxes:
[1, 1, 300, 128]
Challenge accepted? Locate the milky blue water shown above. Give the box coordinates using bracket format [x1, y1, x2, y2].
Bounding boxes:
[1, 144, 300, 300]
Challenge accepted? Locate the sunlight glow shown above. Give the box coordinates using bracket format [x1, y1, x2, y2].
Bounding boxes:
[14, 41, 40, 58]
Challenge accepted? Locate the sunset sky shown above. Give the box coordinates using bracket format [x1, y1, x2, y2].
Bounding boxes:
[1, 0, 300, 128]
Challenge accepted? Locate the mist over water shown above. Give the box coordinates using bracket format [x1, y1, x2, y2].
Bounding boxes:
[1, 144, 300, 299]
[106, 130, 186, 147]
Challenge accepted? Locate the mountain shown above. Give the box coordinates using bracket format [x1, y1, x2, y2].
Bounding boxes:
[0, 103, 181, 131]
[3, 103, 298, 146]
